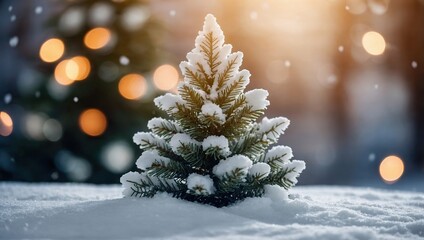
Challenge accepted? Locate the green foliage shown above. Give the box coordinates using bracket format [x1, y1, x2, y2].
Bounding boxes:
[122, 14, 305, 207]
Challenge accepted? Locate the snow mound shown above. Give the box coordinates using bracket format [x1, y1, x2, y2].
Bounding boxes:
[1, 183, 423, 239]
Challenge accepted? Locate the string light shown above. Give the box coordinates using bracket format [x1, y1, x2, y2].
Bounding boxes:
[118, 73, 147, 100]
[84, 27, 111, 50]
[79, 108, 107, 136]
[39, 38, 65, 63]
[153, 64, 179, 91]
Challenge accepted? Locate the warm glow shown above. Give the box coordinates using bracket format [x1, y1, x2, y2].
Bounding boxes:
[118, 74, 147, 100]
[66, 56, 91, 81]
[153, 64, 179, 91]
[379, 155, 404, 184]
[362, 31, 386, 55]
[79, 109, 107, 137]
[0, 111, 13, 136]
[39, 38, 65, 63]
[84, 27, 111, 50]
[55, 60, 74, 85]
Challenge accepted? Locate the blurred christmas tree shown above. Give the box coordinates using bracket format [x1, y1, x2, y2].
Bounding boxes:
[0, 0, 180, 183]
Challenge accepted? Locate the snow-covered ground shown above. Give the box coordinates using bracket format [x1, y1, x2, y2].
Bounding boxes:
[0, 183, 423, 239]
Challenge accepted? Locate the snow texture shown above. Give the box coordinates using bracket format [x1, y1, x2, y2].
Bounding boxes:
[169, 133, 199, 154]
[201, 102, 226, 123]
[1, 183, 423, 240]
[179, 14, 251, 102]
[154, 93, 185, 113]
[213, 155, 253, 178]
[259, 117, 290, 142]
[135, 150, 170, 170]
[186, 173, 215, 195]
[248, 163, 271, 179]
[265, 145, 293, 166]
[202, 135, 231, 156]
[282, 160, 306, 184]
[245, 89, 270, 111]
[120, 171, 149, 197]
[133, 132, 167, 150]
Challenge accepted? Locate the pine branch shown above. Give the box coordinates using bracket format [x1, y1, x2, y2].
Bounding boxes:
[216, 54, 240, 90]
[149, 119, 183, 141]
[215, 168, 247, 193]
[265, 167, 298, 190]
[147, 160, 189, 179]
[216, 74, 248, 111]
[200, 32, 221, 76]
[230, 133, 269, 161]
[222, 107, 264, 139]
[178, 84, 205, 111]
[184, 67, 210, 93]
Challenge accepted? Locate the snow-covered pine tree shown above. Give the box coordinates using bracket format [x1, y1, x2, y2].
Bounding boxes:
[120, 14, 305, 207]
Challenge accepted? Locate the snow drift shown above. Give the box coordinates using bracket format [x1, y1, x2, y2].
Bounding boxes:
[0, 183, 423, 239]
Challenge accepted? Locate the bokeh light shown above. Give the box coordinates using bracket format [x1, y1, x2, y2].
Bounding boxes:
[84, 27, 111, 49]
[39, 38, 65, 63]
[362, 31, 386, 55]
[101, 141, 134, 173]
[42, 119, 63, 142]
[0, 111, 13, 136]
[66, 56, 91, 81]
[118, 73, 147, 100]
[55, 60, 74, 85]
[153, 64, 179, 91]
[379, 155, 404, 183]
[79, 108, 107, 136]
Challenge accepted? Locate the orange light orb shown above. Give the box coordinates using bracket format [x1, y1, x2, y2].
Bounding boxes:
[0, 111, 13, 136]
[118, 74, 147, 100]
[153, 64, 179, 91]
[79, 109, 107, 137]
[84, 27, 111, 50]
[362, 31, 386, 56]
[39, 38, 65, 63]
[66, 56, 91, 81]
[379, 155, 405, 184]
[55, 60, 74, 85]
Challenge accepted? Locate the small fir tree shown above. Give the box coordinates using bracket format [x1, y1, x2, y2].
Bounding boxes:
[121, 14, 305, 207]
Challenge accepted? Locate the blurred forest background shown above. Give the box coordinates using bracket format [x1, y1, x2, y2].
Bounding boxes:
[0, 0, 423, 191]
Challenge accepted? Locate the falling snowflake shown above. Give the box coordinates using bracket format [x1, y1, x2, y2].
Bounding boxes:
[338, 46, 344, 52]
[169, 10, 176, 17]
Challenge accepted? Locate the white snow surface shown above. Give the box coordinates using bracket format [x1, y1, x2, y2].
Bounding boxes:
[1, 183, 423, 239]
